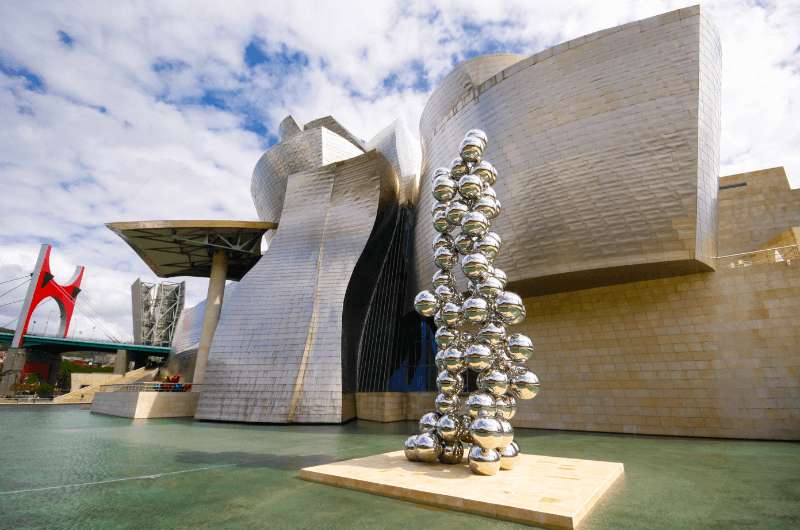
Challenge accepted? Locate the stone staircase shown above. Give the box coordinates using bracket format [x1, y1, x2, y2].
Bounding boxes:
[53, 367, 157, 404]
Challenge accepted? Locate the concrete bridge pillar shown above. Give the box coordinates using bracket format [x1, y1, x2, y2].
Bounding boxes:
[114, 349, 131, 375]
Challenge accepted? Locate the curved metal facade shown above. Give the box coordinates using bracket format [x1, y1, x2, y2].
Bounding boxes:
[414, 7, 722, 296]
[196, 120, 420, 423]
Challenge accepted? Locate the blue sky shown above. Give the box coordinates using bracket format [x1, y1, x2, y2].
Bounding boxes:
[0, 0, 798, 339]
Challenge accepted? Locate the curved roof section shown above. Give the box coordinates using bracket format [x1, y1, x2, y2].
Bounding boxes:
[107, 220, 276, 280]
[420, 53, 524, 140]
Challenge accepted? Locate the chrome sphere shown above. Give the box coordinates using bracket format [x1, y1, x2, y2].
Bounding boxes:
[453, 233, 475, 254]
[430, 201, 448, 217]
[414, 290, 437, 317]
[432, 233, 453, 252]
[476, 276, 504, 299]
[470, 415, 502, 450]
[507, 333, 534, 362]
[464, 129, 488, 148]
[432, 176, 457, 202]
[432, 167, 450, 181]
[477, 369, 509, 397]
[499, 442, 519, 470]
[464, 343, 493, 372]
[434, 326, 457, 350]
[450, 157, 469, 178]
[445, 201, 469, 226]
[432, 211, 450, 234]
[439, 442, 464, 464]
[476, 322, 506, 347]
[432, 270, 454, 288]
[419, 411, 439, 433]
[482, 184, 496, 199]
[440, 301, 462, 327]
[436, 370, 463, 395]
[458, 174, 483, 200]
[435, 392, 459, 414]
[492, 267, 507, 288]
[434, 284, 456, 304]
[468, 446, 501, 476]
[434, 349, 447, 371]
[461, 252, 490, 280]
[441, 347, 465, 374]
[404, 435, 418, 461]
[433, 246, 456, 270]
[497, 417, 514, 449]
[460, 136, 483, 163]
[473, 196, 499, 220]
[457, 331, 474, 349]
[475, 232, 501, 260]
[461, 211, 489, 238]
[495, 395, 517, 420]
[465, 391, 496, 418]
[415, 432, 442, 463]
[510, 371, 540, 400]
[496, 291, 526, 325]
[435, 414, 460, 443]
[471, 160, 496, 185]
[462, 296, 489, 324]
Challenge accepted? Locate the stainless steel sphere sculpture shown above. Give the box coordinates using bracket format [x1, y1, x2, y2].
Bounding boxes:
[405, 129, 541, 476]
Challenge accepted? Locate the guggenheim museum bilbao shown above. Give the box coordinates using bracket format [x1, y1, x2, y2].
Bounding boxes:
[166, 6, 799, 440]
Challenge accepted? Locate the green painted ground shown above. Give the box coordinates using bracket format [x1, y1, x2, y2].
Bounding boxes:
[0, 406, 798, 529]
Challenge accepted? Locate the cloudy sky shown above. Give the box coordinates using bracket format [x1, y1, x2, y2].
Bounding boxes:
[1, 0, 798, 341]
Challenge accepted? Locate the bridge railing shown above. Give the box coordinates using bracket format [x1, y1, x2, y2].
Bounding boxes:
[98, 382, 207, 393]
[715, 244, 800, 269]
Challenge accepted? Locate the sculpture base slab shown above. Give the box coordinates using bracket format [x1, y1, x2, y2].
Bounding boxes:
[299, 450, 623, 529]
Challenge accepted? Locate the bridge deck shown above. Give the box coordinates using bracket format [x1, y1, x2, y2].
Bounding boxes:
[0, 331, 170, 354]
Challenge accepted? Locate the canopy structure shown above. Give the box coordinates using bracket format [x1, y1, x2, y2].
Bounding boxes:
[106, 220, 277, 281]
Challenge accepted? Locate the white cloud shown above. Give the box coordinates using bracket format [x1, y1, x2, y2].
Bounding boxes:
[1, 0, 798, 341]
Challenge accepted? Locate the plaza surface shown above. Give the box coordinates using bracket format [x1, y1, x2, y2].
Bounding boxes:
[0, 406, 798, 530]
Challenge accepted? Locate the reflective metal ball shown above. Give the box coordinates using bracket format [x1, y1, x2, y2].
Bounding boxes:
[404, 435, 418, 461]
[435, 392, 459, 414]
[473, 196, 499, 220]
[436, 370, 463, 395]
[461, 252, 490, 280]
[445, 201, 469, 226]
[458, 174, 483, 200]
[432, 233, 453, 252]
[460, 136, 483, 163]
[450, 157, 469, 178]
[432, 270, 454, 288]
[475, 232, 501, 260]
[476, 322, 506, 347]
[433, 246, 456, 270]
[496, 291, 526, 325]
[507, 333, 534, 362]
[497, 417, 514, 449]
[465, 390, 496, 418]
[492, 267, 507, 288]
[415, 432, 442, 463]
[435, 414, 461, 443]
[510, 371, 540, 400]
[434, 326, 457, 350]
[441, 347, 465, 374]
[468, 446, 501, 476]
[462, 296, 489, 324]
[439, 442, 464, 465]
[431, 201, 448, 217]
[495, 395, 517, 420]
[471, 160, 496, 186]
[440, 301, 462, 327]
[464, 129, 488, 148]
[419, 411, 439, 433]
[454, 233, 475, 254]
[470, 415, 502, 450]
[477, 369, 509, 397]
[414, 290, 437, 317]
[432, 167, 450, 181]
[465, 343, 493, 372]
[434, 284, 456, 304]
[461, 211, 489, 238]
[499, 442, 519, 470]
[476, 276, 504, 299]
[433, 211, 450, 234]
[458, 414, 474, 443]
[432, 176, 457, 202]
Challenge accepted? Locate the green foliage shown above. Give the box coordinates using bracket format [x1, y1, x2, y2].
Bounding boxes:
[57, 360, 113, 390]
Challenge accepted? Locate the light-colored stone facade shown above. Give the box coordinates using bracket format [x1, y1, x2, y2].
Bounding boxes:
[512, 167, 800, 440]
[92, 391, 199, 418]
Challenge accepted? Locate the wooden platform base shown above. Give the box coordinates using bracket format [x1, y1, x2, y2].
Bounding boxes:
[300, 450, 623, 529]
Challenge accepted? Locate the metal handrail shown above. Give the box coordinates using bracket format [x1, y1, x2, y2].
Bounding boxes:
[715, 243, 800, 260]
[98, 382, 212, 393]
[714, 243, 799, 269]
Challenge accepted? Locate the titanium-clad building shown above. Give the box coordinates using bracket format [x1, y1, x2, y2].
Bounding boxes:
[165, 5, 800, 438]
